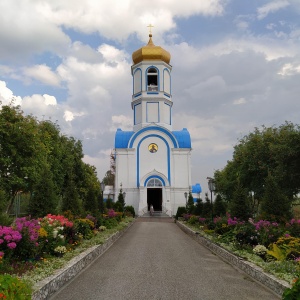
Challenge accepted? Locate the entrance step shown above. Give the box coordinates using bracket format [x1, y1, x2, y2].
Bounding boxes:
[139, 211, 171, 218]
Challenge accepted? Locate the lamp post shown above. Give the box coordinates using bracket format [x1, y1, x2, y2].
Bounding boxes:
[184, 192, 188, 207]
[207, 177, 215, 222]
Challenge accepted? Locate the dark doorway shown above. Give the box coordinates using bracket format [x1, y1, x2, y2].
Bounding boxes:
[147, 188, 162, 211]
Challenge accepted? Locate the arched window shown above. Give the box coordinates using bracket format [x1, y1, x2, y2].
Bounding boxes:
[147, 68, 158, 91]
[147, 178, 162, 187]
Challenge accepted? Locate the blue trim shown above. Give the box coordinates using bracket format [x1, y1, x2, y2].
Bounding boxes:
[144, 175, 165, 187]
[134, 93, 142, 98]
[164, 102, 171, 125]
[129, 126, 178, 148]
[137, 134, 170, 187]
[134, 102, 141, 125]
[146, 66, 159, 91]
[164, 93, 171, 98]
[147, 92, 159, 94]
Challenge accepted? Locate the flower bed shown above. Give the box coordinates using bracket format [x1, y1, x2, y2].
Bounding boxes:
[0, 210, 134, 299]
[179, 213, 300, 298]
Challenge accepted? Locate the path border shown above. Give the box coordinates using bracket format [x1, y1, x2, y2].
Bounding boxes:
[176, 221, 290, 297]
[32, 220, 135, 300]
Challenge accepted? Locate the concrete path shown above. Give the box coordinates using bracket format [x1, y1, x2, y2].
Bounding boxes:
[50, 219, 279, 300]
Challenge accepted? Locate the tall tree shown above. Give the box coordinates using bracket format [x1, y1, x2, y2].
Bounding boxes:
[260, 172, 292, 222]
[229, 182, 251, 221]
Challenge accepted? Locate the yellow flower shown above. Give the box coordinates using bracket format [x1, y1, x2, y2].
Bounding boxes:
[38, 227, 48, 237]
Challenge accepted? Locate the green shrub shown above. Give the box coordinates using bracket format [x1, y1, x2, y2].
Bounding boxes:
[282, 277, 300, 300]
[74, 219, 93, 239]
[0, 274, 32, 299]
[175, 207, 187, 220]
[103, 218, 118, 229]
[0, 213, 13, 226]
[125, 205, 135, 217]
[187, 215, 199, 225]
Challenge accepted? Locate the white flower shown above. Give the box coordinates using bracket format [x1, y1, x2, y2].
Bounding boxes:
[53, 230, 58, 238]
[253, 245, 267, 255]
[54, 246, 67, 254]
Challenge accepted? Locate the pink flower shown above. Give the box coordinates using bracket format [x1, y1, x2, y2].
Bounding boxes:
[0, 251, 4, 257]
[7, 242, 17, 249]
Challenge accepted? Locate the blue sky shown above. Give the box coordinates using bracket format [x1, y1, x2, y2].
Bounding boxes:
[1, 0, 300, 195]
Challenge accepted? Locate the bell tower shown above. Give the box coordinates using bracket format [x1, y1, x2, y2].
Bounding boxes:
[131, 32, 173, 132]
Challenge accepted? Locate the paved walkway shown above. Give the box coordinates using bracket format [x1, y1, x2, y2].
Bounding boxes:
[50, 219, 279, 300]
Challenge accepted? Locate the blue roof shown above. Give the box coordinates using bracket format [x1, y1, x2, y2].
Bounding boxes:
[115, 127, 192, 149]
[115, 129, 134, 148]
[172, 128, 191, 148]
[192, 183, 202, 194]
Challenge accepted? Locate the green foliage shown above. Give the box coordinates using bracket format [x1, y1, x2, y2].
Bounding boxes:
[214, 122, 300, 216]
[0, 213, 13, 226]
[213, 194, 226, 217]
[260, 172, 292, 222]
[0, 104, 102, 218]
[74, 219, 94, 239]
[103, 217, 118, 229]
[186, 192, 194, 214]
[102, 170, 115, 186]
[124, 205, 135, 217]
[194, 198, 203, 216]
[0, 274, 32, 299]
[229, 182, 251, 221]
[282, 277, 300, 300]
[105, 198, 114, 210]
[175, 206, 187, 220]
[115, 189, 125, 212]
[202, 193, 212, 218]
[267, 244, 287, 261]
[28, 163, 58, 218]
[187, 215, 198, 225]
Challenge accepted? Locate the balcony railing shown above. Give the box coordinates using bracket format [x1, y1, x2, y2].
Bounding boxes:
[147, 85, 158, 91]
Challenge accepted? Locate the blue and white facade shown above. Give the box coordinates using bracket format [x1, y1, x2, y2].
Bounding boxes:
[114, 34, 194, 216]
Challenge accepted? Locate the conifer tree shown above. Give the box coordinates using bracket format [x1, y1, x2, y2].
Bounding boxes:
[194, 197, 204, 216]
[214, 194, 226, 217]
[28, 163, 58, 218]
[229, 182, 251, 221]
[202, 193, 212, 218]
[261, 172, 292, 221]
[186, 192, 195, 213]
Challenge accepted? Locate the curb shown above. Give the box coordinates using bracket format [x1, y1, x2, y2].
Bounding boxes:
[32, 220, 135, 300]
[176, 221, 290, 297]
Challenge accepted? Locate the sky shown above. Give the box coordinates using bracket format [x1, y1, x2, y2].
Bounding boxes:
[1, 0, 300, 196]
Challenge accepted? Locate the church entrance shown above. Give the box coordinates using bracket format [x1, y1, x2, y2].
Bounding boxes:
[147, 188, 162, 211]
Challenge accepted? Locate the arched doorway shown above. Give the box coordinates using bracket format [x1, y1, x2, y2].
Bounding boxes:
[147, 178, 162, 211]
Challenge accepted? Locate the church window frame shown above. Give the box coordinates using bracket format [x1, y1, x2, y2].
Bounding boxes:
[146, 67, 159, 92]
[147, 178, 163, 187]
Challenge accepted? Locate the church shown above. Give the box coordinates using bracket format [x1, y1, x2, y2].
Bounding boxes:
[113, 31, 201, 216]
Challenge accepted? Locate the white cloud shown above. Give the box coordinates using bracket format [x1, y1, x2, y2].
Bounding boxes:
[0, 81, 22, 105]
[257, 0, 290, 20]
[23, 65, 61, 86]
[111, 115, 133, 132]
[233, 98, 247, 105]
[278, 63, 300, 76]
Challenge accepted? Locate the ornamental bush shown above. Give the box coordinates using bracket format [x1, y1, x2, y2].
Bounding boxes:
[0, 274, 32, 300]
[12, 217, 40, 260]
[175, 207, 187, 220]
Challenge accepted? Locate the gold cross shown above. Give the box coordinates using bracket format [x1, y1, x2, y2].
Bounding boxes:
[147, 24, 154, 34]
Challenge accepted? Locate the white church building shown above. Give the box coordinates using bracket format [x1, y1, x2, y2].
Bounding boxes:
[114, 33, 201, 216]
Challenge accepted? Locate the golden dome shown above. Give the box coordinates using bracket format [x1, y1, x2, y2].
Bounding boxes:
[132, 34, 171, 64]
